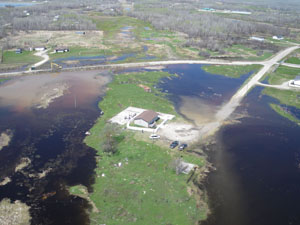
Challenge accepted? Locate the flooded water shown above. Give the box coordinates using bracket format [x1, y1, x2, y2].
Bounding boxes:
[2, 64, 300, 225]
[202, 87, 300, 225]
[160, 64, 300, 225]
[160, 64, 251, 124]
[0, 70, 111, 225]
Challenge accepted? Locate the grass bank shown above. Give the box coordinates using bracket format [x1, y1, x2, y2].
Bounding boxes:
[79, 71, 208, 224]
[0, 50, 40, 70]
[202, 64, 262, 78]
[285, 57, 300, 65]
[267, 65, 300, 85]
[270, 103, 300, 124]
[263, 65, 300, 125]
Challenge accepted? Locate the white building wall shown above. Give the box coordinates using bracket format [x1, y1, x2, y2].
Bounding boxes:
[294, 80, 300, 86]
[134, 119, 149, 127]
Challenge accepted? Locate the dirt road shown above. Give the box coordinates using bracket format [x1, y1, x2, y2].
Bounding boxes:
[31, 50, 49, 69]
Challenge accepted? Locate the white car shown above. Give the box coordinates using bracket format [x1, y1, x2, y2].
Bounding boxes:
[149, 134, 160, 139]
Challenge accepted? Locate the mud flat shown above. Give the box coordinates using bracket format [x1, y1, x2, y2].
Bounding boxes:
[0, 198, 31, 225]
[0, 130, 13, 150]
[36, 83, 68, 109]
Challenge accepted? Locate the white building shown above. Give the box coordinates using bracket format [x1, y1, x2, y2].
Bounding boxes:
[273, 36, 284, 40]
[288, 76, 300, 87]
[34, 47, 47, 51]
[250, 37, 265, 42]
[134, 110, 159, 128]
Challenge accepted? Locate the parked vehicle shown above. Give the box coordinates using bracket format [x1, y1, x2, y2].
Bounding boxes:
[170, 141, 179, 149]
[179, 143, 188, 151]
[149, 134, 160, 139]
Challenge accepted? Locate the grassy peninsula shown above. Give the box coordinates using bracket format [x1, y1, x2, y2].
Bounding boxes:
[80, 71, 208, 224]
[202, 64, 262, 78]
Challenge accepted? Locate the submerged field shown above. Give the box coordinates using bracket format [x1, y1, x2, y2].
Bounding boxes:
[81, 70, 208, 224]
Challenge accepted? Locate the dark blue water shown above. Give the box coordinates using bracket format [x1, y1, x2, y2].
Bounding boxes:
[201, 87, 300, 225]
[159, 65, 300, 225]
[160, 64, 252, 107]
[0, 76, 107, 225]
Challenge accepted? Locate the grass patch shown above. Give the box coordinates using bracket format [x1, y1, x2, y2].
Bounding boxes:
[84, 71, 208, 224]
[263, 88, 300, 109]
[69, 185, 87, 196]
[286, 57, 300, 65]
[2, 50, 40, 64]
[0, 78, 10, 83]
[270, 103, 300, 124]
[267, 65, 300, 85]
[50, 47, 112, 60]
[202, 64, 262, 78]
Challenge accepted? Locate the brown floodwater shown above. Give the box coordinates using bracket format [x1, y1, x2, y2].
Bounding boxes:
[179, 96, 219, 126]
[0, 70, 111, 111]
[0, 69, 111, 225]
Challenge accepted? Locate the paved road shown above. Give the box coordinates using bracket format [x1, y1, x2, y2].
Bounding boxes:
[0, 58, 264, 77]
[199, 45, 300, 138]
[282, 62, 300, 69]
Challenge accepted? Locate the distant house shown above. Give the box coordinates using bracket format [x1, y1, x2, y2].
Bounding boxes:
[250, 37, 265, 42]
[134, 110, 159, 128]
[288, 76, 300, 87]
[55, 48, 69, 53]
[15, 48, 22, 54]
[273, 36, 284, 40]
[202, 8, 215, 12]
[34, 47, 47, 51]
[294, 76, 300, 86]
[75, 31, 86, 35]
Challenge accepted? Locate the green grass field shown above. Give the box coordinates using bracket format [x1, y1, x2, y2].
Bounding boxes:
[263, 88, 300, 109]
[50, 47, 111, 60]
[267, 66, 300, 85]
[2, 50, 40, 64]
[81, 71, 208, 224]
[270, 103, 300, 124]
[285, 57, 300, 65]
[202, 64, 262, 78]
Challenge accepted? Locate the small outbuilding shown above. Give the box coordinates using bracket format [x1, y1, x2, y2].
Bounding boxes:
[55, 48, 69, 53]
[134, 110, 159, 128]
[75, 31, 86, 35]
[273, 36, 284, 40]
[34, 47, 47, 51]
[250, 36, 265, 42]
[15, 48, 22, 54]
[294, 76, 300, 86]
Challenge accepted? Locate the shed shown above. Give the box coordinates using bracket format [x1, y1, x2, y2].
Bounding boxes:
[273, 36, 284, 40]
[250, 37, 264, 42]
[15, 48, 22, 54]
[294, 76, 300, 86]
[75, 31, 86, 35]
[134, 110, 159, 128]
[55, 48, 69, 53]
[34, 47, 47, 51]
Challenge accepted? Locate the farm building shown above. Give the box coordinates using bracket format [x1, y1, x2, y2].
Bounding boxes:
[75, 31, 86, 35]
[250, 37, 265, 42]
[15, 48, 22, 54]
[273, 36, 284, 40]
[134, 110, 159, 128]
[55, 48, 69, 53]
[34, 47, 47, 51]
[293, 76, 300, 86]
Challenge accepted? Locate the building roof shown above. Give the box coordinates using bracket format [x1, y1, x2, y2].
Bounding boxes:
[134, 110, 158, 123]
